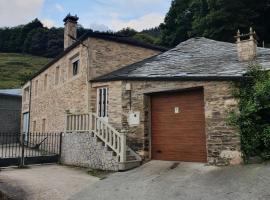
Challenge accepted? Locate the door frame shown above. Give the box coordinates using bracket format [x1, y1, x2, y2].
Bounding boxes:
[146, 86, 206, 161]
[22, 112, 29, 141]
[96, 87, 108, 122]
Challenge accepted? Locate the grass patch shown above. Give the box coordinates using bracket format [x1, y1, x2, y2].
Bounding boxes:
[87, 168, 113, 179]
[59, 164, 114, 179]
[0, 53, 51, 89]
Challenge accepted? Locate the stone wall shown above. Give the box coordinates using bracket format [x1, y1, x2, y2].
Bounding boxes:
[88, 38, 160, 80]
[24, 37, 160, 133]
[61, 132, 118, 171]
[30, 44, 89, 132]
[93, 80, 241, 166]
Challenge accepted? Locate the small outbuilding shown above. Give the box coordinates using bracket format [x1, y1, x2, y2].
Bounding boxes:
[0, 89, 22, 134]
[91, 29, 269, 166]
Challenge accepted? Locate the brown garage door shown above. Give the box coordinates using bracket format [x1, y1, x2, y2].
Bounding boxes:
[151, 88, 207, 162]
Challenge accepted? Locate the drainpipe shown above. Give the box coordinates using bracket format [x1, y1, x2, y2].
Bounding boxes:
[86, 39, 91, 113]
[27, 80, 32, 134]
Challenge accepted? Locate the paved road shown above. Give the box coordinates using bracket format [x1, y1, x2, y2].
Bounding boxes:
[71, 161, 270, 200]
[0, 165, 99, 200]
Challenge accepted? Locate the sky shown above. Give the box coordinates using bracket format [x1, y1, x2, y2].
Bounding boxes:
[0, 0, 172, 31]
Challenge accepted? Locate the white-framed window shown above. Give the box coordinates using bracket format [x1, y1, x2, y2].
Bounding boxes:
[72, 59, 79, 76]
[97, 87, 108, 120]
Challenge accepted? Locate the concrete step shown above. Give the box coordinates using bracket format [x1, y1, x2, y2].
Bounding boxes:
[127, 155, 137, 161]
[118, 160, 141, 171]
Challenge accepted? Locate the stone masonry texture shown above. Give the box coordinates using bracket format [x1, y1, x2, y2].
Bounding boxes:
[22, 38, 160, 133]
[92, 80, 241, 166]
[61, 132, 119, 171]
[21, 37, 160, 170]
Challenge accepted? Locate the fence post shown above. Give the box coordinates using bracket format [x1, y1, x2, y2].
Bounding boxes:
[58, 132, 63, 164]
[119, 130, 127, 163]
[19, 133, 25, 168]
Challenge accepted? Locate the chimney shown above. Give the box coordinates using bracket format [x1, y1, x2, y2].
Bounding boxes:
[63, 14, 79, 50]
[235, 27, 257, 61]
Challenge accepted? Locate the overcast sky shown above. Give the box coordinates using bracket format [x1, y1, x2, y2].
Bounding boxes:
[0, 0, 172, 31]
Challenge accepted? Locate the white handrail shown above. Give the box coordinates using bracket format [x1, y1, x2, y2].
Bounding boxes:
[66, 113, 126, 162]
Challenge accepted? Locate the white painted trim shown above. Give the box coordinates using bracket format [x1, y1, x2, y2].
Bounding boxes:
[96, 87, 108, 122]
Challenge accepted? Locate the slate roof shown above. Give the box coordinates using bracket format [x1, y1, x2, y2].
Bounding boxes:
[0, 89, 21, 97]
[93, 37, 270, 82]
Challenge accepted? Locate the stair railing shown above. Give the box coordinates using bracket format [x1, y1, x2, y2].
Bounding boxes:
[66, 113, 126, 162]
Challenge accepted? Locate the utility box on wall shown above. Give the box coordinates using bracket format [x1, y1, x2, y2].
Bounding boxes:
[128, 111, 140, 126]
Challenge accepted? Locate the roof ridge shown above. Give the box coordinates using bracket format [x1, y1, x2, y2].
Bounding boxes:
[27, 32, 168, 82]
[92, 37, 270, 82]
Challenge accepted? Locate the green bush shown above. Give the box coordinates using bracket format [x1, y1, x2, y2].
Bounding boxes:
[230, 64, 270, 161]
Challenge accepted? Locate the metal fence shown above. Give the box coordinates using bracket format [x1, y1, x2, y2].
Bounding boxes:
[0, 132, 62, 167]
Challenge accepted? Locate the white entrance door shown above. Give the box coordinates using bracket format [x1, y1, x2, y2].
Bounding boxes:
[23, 112, 29, 141]
[97, 87, 108, 122]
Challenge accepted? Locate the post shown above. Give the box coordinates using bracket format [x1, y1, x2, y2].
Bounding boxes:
[119, 130, 127, 162]
[58, 132, 63, 164]
[19, 133, 25, 168]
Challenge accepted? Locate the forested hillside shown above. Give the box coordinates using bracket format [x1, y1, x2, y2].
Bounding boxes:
[0, 19, 90, 58]
[0, 53, 51, 89]
[0, 19, 162, 58]
[1, 0, 270, 89]
[160, 0, 270, 47]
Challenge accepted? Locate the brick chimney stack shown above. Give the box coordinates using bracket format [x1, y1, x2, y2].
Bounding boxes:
[235, 27, 257, 61]
[63, 14, 79, 50]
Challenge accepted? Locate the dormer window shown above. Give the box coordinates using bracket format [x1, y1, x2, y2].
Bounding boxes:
[72, 59, 79, 76]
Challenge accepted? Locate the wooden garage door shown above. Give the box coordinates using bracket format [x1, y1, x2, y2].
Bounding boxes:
[151, 89, 207, 162]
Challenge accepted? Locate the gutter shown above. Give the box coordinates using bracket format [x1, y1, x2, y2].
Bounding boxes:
[91, 75, 250, 83]
[27, 81, 32, 134]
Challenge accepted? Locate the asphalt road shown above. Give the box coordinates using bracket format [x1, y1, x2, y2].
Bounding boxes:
[71, 161, 270, 200]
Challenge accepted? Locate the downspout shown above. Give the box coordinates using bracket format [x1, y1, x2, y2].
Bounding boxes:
[86, 39, 91, 113]
[27, 80, 32, 133]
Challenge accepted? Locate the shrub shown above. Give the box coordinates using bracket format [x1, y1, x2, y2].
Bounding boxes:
[230, 64, 270, 161]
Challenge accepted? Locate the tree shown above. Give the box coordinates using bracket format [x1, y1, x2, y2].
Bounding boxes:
[159, 0, 270, 47]
[230, 65, 270, 161]
[23, 28, 48, 56]
[45, 28, 64, 57]
[159, 0, 193, 47]
[132, 33, 158, 45]
[117, 27, 137, 37]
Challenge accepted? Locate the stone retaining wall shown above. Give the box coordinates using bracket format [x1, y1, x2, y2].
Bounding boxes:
[61, 132, 118, 171]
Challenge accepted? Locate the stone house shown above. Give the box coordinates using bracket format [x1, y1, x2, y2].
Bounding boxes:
[22, 15, 270, 170]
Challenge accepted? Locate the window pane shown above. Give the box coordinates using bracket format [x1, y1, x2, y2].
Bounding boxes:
[99, 89, 102, 117]
[72, 60, 79, 76]
[103, 88, 106, 117]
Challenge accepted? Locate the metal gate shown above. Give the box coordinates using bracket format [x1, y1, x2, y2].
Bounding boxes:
[0, 132, 62, 167]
